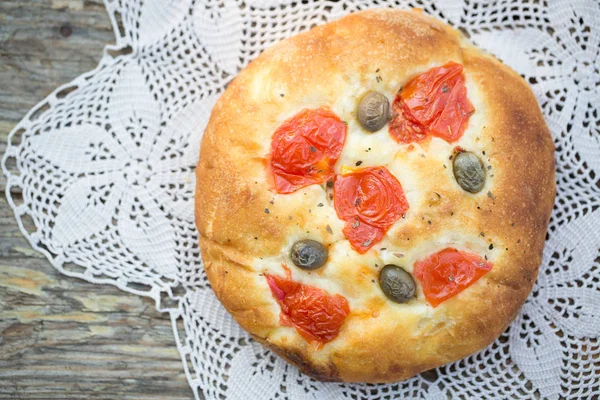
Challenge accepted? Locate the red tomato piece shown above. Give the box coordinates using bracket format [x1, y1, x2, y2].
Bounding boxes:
[429, 77, 474, 142]
[269, 108, 347, 194]
[341, 217, 386, 254]
[265, 274, 350, 344]
[413, 248, 493, 307]
[389, 62, 474, 144]
[388, 99, 428, 143]
[334, 167, 409, 253]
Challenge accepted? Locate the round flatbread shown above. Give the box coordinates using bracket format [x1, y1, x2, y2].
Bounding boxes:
[195, 9, 555, 383]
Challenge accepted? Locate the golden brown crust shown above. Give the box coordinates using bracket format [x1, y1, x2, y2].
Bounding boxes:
[195, 9, 555, 383]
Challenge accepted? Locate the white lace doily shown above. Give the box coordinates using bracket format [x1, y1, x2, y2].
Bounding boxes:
[2, 0, 599, 399]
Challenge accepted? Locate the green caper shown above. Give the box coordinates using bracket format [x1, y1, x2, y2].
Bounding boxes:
[357, 91, 390, 132]
[290, 240, 328, 270]
[379, 264, 416, 303]
[452, 151, 486, 193]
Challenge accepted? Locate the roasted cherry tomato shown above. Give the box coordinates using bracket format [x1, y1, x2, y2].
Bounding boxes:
[334, 167, 409, 253]
[413, 248, 493, 307]
[269, 108, 347, 194]
[388, 98, 428, 143]
[265, 273, 350, 344]
[389, 62, 475, 144]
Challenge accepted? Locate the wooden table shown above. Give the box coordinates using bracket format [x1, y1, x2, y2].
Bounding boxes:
[0, 1, 194, 398]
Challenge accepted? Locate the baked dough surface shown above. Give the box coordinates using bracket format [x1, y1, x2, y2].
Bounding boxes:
[195, 9, 555, 382]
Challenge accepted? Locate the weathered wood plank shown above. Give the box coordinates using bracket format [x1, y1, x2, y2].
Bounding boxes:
[0, 1, 194, 398]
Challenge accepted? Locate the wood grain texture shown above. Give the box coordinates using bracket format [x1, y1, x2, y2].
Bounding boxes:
[0, 1, 194, 398]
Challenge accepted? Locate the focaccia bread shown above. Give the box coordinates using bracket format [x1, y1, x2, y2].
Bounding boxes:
[195, 9, 555, 383]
